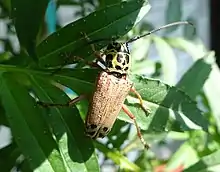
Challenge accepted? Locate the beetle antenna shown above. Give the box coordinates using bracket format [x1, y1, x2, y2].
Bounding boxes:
[87, 38, 112, 45]
[126, 21, 194, 44]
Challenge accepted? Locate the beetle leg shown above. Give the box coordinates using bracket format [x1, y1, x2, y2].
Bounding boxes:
[130, 87, 151, 115]
[60, 51, 100, 68]
[81, 32, 106, 65]
[51, 54, 101, 75]
[68, 55, 100, 68]
[122, 104, 149, 149]
[37, 94, 86, 108]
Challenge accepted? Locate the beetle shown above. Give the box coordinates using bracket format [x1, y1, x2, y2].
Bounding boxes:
[37, 21, 194, 149]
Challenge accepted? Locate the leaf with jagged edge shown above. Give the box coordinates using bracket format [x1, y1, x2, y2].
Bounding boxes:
[119, 74, 208, 132]
[44, 68, 208, 133]
[176, 58, 212, 99]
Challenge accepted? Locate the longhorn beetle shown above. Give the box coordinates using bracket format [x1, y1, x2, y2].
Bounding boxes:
[37, 21, 194, 149]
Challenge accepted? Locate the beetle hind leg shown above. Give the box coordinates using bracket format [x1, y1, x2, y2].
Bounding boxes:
[130, 87, 151, 115]
[122, 104, 149, 149]
[37, 94, 86, 108]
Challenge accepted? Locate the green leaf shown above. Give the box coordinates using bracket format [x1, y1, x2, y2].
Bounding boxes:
[131, 36, 153, 75]
[30, 75, 100, 171]
[165, 0, 182, 33]
[166, 142, 198, 171]
[0, 99, 8, 126]
[166, 38, 205, 58]
[0, 66, 99, 171]
[15, 66, 208, 134]
[184, 17, 197, 40]
[118, 75, 208, 132]
[36, 0, 151, 68]
[0, 52, 11, 62]
[0, 0, 11, 14]
[107, 120, 130, 149]
[134, 151, 153, 171]
[1, 51, 33, 67]
[47, 68, 208, 133]
[0, 142, 21, 172]
[11, 0, 49, 61]
[0, 64, 208, 134]
[98, 0, 122, 7]
[47, 68, 98, 120]
[153, 36, 177, 84]
[51, 68, 99, 95]
[0, 72, 66, 171]
[183, 150, 220, 172]
[95, 141, 140, 171]
[18, 159, 32, 172]
[176, 58, 212, 99]
[167, 38, 220, 132]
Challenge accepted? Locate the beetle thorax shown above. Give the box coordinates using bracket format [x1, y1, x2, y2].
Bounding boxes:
[104, 42, 130, 77]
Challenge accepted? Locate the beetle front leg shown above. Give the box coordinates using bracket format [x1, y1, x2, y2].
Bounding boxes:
[60, 51, 100, 68]
[37, 94, 86, 108]
[130, 87, 151, 115]
[122, 104, 149, 149]
[68, 55, 100, 68]
[51, 51, 100, 75]
[81, 32, 106, 65]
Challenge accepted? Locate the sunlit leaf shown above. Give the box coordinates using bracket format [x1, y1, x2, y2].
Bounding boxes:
[153, 36, 177, 84]
[95, 141, 140, 171]
[166, 142, 198, 170]
[119, 75, 208, 132]
[176, 58, 212, 99]
[184, 150, 220, 172]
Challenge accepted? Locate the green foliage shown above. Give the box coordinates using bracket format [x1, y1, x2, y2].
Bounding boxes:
[0, 0, 219, 171]
[11, 0, 49, 62]
[165, 0, 182, 33]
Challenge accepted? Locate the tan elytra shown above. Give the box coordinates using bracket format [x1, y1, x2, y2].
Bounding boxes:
[85, 71, 133, 139]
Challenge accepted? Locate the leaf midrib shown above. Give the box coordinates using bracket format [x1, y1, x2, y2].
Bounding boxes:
[0, 64, 94, 87]
[30, 76, 91, 171]
[1, 76, 56, 171]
